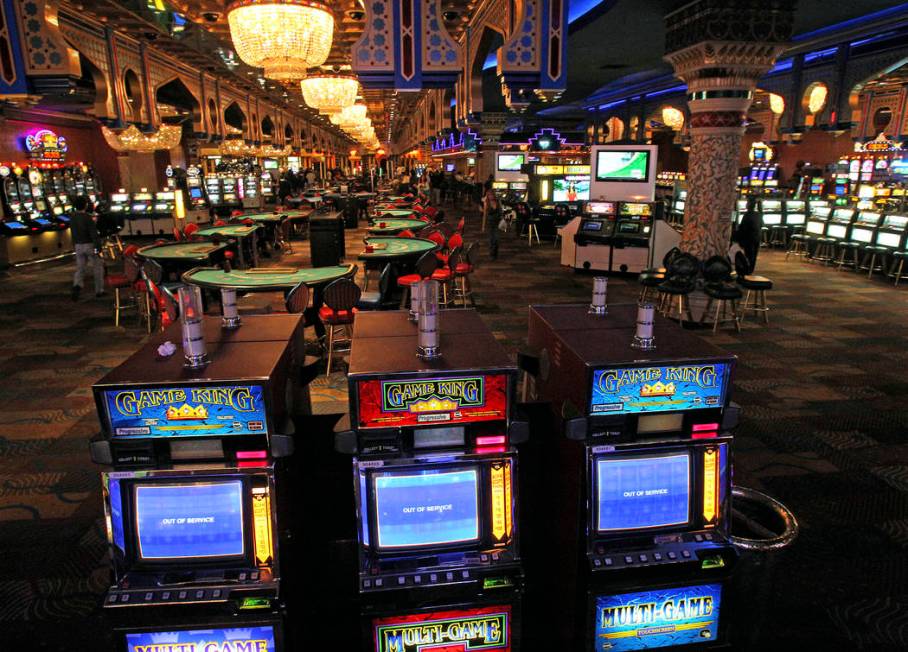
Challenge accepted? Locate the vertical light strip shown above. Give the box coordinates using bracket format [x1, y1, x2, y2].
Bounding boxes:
[252, 487, 273, 566]
[702, 449, 718, 527]
[503, 461, 513, 541]
[490, 463, 506, 542]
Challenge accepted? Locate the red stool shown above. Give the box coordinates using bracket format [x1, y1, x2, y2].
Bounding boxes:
[214, 219, 227, 226]
[172, 226, 183, 241]
[396, 251, 439, 310]
[183, 222, 200, 239]
[455, 242, 477, 307]
[430, 246, 461, 306]
[398, 229, 415, 238]
[105, 249, 142, 328]
[319, 278, 361, 375]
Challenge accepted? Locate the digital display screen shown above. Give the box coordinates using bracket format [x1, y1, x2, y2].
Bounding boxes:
[583, 221, 603, 231]
[445, 163, 455, 172]
[131, 204, 148, 212]
[877, 232, 901, 247]
[134, 481, 245, 561]
[595, 151, 650, 182]
[618, 222, 641, 234]
[596, 454, 690, 532]
[752, 148, 766, 160]
[590, 363, 728, 414]
[497, 154, 525, 172]
[851, 228, 873, 243]
[594, 584, 721, 651]
[553, 176, 590, 202]
[126, 626, 276, 652]
[763, 213, 782, 225]
[492, 181, 509, 190]
[510, 181, 527, 190]
[4, 221, 27, 229]
[827, 224, 847, 239]
[373, 468, 480, 549]
[373, 605, 511, 652]
[111, 193, 130, 202]
[587, 202, 616, 215]
[806, 221, 826, 235]
[103, 384, 268, 438]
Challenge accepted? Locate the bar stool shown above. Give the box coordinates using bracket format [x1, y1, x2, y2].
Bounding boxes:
[454, 242, 478, 307]
[811, 236, 836, 264]
[430, 246, 461, 306]
[656, 252, 699, 324]
[760, 226, 771, 247]
[396, 251, 438, 309]
[700, 255, 741, 333]
[734, 252, 772, 325]
[835, 241, 861, 270]
[860, 245, 889, 278]
[769, 224, 788, 248]
[319, 278, 361, 376]
[786, 233, 810, 260]
[527, 218, 541, 246]
[890, 251, 907, 286]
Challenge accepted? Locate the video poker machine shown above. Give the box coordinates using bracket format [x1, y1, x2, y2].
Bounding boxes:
[524, 304, 738, 650]
[335, 309, 528, 651]
[89, 325, 300, 613]
[573, 201, 662, 274]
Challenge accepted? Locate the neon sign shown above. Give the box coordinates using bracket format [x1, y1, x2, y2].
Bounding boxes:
[24, 129, 68, 162]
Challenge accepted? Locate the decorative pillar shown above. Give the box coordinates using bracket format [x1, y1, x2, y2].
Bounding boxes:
[664, 0, 794, 259]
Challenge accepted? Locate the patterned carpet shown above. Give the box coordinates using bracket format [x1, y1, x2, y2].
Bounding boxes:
[1, 207, 907, 650]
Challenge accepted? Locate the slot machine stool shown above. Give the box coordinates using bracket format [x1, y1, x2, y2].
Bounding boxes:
[890, 250, 907, 286]
[785, 233, 810, 260]
[860, 244, 889, 279]
[736, 275, 773, 325]
[836, 241, 861, 270]
[701, 283, 742, 334]
[810, 236, 836, 264]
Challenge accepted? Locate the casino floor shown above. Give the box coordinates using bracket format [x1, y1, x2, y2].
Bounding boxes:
[2, 213, 907, 649]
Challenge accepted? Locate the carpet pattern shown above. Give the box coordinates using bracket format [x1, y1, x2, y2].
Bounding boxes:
[1, 209, 907, 649]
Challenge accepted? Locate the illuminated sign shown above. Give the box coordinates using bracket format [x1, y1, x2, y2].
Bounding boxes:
[356, 374, 508, 429]
[536, 165, 564, 175]
[590, 364, 729, 414]
[859, 133, 902, 153]
[489, 461, 513, 543]
[594, 584, 721, 651]
[373, 605, 511, 652]
[24, 129, 68, 162]
[102, 384, 268, 438]
[125, 625, 276, 652]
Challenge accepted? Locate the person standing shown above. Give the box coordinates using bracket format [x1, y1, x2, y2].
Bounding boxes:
[70, 195, 104, 300]
[735, 195, 762, 274]
[484, 187, 502, 260]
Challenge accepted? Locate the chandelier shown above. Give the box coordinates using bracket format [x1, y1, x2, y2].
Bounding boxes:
[301, 73, 359, 114]
[330, 103, 368, 127]
[227, 0, 335, 81]
[220, 136, 256, 157]
[101, 124, 182, 153]
[257, 144, 292, 157]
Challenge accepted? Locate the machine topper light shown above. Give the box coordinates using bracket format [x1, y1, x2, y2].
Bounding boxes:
[24, 129, 68, 162]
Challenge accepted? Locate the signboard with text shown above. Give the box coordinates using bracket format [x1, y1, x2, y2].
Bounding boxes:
[590, 364, 729, 415]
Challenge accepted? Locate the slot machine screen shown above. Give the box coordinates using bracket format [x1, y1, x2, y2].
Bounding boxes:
[762, 213, 782, 226]
[553, 176, 590, 202]
[595, 453, 691, 532]
[850, 227, 873, 243]
[497, 154, 525, 172]
[371, 467, 480, 550]
[826, 224, 847, 239]
[189, 187, 203, 200]
[876, 232, 902, 248]
[595, 150, 650, 182]
[126, 626, 277, 652]
[582, 220, 604, 231]
[492, 182, 509, 190]
[509, 181, 528, 190]
[133, 481, 246, 561]
[587, 202, 616, 215]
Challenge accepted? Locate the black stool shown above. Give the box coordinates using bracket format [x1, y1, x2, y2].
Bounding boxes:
[836, 241, 861, 270]
[860, 245, 888, 278]
[702, 283, 742, 333]
[811, 236, 836, 264]
[737, 274, 773, 325]
[890, 251, 907, 286]
[639, 268, 666, 302]
[786, 233, 810, 260]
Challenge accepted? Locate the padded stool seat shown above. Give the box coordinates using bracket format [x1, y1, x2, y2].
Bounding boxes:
[638, 271, 665, 302]
[705, 283, 743, 300]
[891, 251, 908, 286]
[702, 283, 741, 333]
[737, 275, 772, 290]
[396, 273, 422, 287]
[318, 305, 357, 323]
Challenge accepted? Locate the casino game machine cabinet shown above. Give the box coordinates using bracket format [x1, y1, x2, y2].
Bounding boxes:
[89, 339, 295, 617]
[334, 310, 529, 651]
[524, 304, 739, 650]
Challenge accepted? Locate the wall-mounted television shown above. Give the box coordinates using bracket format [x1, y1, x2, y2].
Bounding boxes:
[595, 150, 651, 183]
[497, 153, 525, 172]
[553, 176, 590, 202]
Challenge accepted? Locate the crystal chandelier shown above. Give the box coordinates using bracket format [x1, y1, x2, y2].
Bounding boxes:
[257, 144, 292, 157]
[220, 136, 255, 157]
[101, 124, 182, 153]
[227, 0, 335, 81]
[330, 103, 368, 127]
[301, 73, 359, 114]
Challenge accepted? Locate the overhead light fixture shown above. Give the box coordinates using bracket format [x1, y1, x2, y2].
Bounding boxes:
[227, 0, 334, 81]
[301, 73, 359, 114]
[101, 124, 182, 153]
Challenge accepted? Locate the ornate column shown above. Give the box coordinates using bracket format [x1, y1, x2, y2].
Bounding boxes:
[664, 0, 794, 259]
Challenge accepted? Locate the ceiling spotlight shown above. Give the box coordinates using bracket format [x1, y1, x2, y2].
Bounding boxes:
[442, 9, 459, 20]
[345, 8, 365, 20]
[201, 11, 220, 22]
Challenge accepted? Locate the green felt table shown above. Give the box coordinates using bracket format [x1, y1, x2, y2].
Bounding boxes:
[374, 209, 417, 218]
[358, 237, 437, 261]
[182, 264, 357, 292]
[367, 218, 428, 235]
[138, 242, 227, 263]
[242, 213, 285, 223]
[196, 224, 260, 238]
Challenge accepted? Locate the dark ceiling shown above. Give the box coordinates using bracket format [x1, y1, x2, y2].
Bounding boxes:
[559, 0, 908, 105]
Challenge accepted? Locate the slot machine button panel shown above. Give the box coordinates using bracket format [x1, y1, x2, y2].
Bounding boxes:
[194, 590, 205, 599]
[178, 591, 188, 599]
[604, 557, 613, 566]
[682, 550, 691, 558]
[212, 589, 222, 598]
[120, 594, 130, 603]
[638, 554, 648, 562]
[667, 552, 678, 560]
[593, 559, 602, 567]
[413, 575, 422, 584]
[363, 579, 372, 589]
[397, 576, 407, 586]
[375, 578, 384, 588]
[445, 572, 455, 582]
[144, 592, 154, 601]
[250, 571, 259, 581]
[481, 554, 490, 563]
[624, 556, 634, 564]
[461, 571, 470, 579]
[653, 553, 663, 561]
[429, 574, 438, 583]
[492, 552, 500, 561]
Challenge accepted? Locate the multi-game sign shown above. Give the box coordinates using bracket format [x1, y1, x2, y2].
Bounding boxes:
[125, 625, 276, 652]
[594, 584, 721, 651]
[24, 129, 68, 162]
[373, 605, 511, 652]
[356, 374, 509, 429]
[590, 364, 729, 415]
[102, 385, 268, 438]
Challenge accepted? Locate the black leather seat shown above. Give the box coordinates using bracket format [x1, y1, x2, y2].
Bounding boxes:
[737, 274, 773, 291]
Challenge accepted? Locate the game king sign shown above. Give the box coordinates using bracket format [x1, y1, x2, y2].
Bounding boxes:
[356, 374, 509, 429]
[373, 605, 511, 652]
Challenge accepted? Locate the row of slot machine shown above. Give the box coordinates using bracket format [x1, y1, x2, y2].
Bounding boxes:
[105, 189, 179, 237]
[200, 171, 277, 213]
[801, 204, 908, 255]
[89, 306, 740, 651]
[570, 201, 662, 274]
[736, 163, 781, 195]
[0, 163, 99, 235]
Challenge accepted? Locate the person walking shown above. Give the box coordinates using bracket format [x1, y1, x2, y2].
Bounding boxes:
[70, 195, 104, 300]
[484, 187, 503, 260]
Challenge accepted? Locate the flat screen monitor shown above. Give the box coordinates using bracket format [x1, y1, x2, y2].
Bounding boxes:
[876, 232, 902, 248]
[189, 187, 203, 199]
[826, 224, 847, 239]
[857, 211, 880, 225]
[786, 213, 805, 225]
[264, 159, 279, 170]
[762, 200, 782, 211]
[134, 481, 245, 561]
[594, 150, 650, 182]
[786, 201, 805, 211]
[806, 221, 825, 235]
[127, 625, 277, 652]
[885, 215, 908, 229]
[445, 163, 456, 172]
[553, 176, 590, 202]
[582, 220, 603, 231]
[850, 227, 873, 243]
[595, 453, 691, 532]
[497, 154, 525, 172]
[372, 468, 480, 550]
[131, 204, 148, 212]
[763, 213, 782, 226]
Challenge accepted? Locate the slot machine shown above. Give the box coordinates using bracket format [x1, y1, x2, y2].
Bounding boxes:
[872, 213, 908, 254]
[0, 165, 32, 235]
[127, 190, 156, 236]
[824, 207, 856, 242]
[335, 310, 527, 650]
[524, 304, 738, 650]
[809, 176, 825, 199]
[243, 172, 262, 209]
[22, 169, 56, 231]
[573, 202, 618, 271]
[205, 175, 224, 209]
[260, 171, 275, 204]
[153, 191, 176, 224]
[508, 181, 528, 203]
[89, 326, 296, 612]
[783, 200, 806, 233]
[221, 177, 241, 209]
[804, 205, 832, 242]
[186, 166, 210, 221]
[671, 188, 687, 222]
